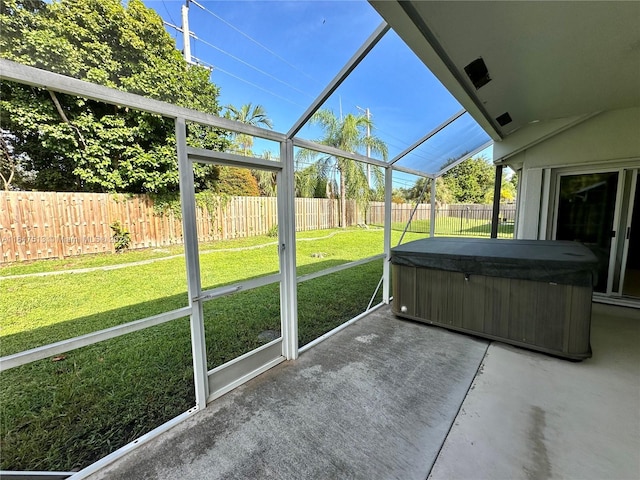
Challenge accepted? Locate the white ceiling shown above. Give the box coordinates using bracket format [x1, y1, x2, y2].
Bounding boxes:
[370, 1, 640, 140]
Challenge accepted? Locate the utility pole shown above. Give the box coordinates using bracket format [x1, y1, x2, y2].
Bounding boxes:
[164, 1, 211, 70]
[357, 106, 371, 187]
[181, 0, 191, 63]
[365, 107, 371, 187]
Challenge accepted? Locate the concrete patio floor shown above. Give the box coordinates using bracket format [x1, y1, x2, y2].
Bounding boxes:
[88, 303, 639, 480]
[430, 302, 640, 480]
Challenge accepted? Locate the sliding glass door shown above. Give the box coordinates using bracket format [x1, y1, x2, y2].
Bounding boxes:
[555, 172, 619, 293]
[619, 170, 639, 297]
[555, 168, 638, 298]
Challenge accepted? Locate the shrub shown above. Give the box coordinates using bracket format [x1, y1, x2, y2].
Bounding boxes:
[267, 224, 278, 237]
[110, 221, 131, 253]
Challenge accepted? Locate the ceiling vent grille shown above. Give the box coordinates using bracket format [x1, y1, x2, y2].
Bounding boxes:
[496, 112, 512, 126]
[464, 57, 491, 90]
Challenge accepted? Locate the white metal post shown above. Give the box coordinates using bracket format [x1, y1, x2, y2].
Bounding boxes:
[278, 139, 298, 359]
[176, 117, 209, 408]
[430, 178, 436, 238]
[383, 167, 393, 304]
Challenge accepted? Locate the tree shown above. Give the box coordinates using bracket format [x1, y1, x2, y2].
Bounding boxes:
[0, 135, 16, 190]
[221, 103, 276, 196]
[391, 188, 406, 204]
[252, 151, 278, 197]
[297, 109, 388, 227]
[441, 156, 495, 204]
[406, 176, 455, 204]
[295, 163, 334, 199]
[224, 103, 273, 156]
[0, 0, 228, 193]
[483, 170, 517, 203]
[214, 167, 260, 196]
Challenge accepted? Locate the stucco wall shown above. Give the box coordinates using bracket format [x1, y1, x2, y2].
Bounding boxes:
[496, 107, 640, 239]
[499, 107, 640, 170]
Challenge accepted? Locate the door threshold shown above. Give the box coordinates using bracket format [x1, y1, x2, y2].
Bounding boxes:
[593, 295, 640, 309]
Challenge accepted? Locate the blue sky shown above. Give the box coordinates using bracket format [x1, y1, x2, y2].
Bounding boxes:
[144, 0, 493, 189]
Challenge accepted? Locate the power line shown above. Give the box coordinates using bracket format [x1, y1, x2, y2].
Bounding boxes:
[174, 2, 419, 149]
[191, 35, 314, 99]
[165, 4, 310, 111]
[192, 2, 323, 87]
[161, 0, 178, 27]
[375, 127, 441, 160]
[317, 103, 440, 162]
[172, 1, 443, 166]
[190, 55, 214, 70]
[211, 65, 307, 109]
[375, 127, 411, 147]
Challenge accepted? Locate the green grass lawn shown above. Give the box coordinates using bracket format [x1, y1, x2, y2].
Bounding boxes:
[0, 228, 423, 471]
[372, 216, 514, 238]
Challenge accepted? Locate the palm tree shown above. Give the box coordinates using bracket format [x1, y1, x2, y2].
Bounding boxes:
[297, 109, 387, 227]
[295, 162, 336, 199]
[224, 103, 273, 156]
[253, 151, 278, 196]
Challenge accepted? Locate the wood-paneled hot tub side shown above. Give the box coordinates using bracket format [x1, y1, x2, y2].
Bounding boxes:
[390, 238, 598, 360]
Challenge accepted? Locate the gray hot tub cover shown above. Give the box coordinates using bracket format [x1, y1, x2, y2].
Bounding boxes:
[390, 238, 598, 287]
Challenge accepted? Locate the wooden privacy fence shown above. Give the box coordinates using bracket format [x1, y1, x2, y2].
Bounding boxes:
[367, 202, 516, 237]
[0, 192, 361, 263]
[367, 202, 432, 225]
[0, 192, 514, 263]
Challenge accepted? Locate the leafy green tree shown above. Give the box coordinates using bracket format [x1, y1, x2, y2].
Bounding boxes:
[391, 188, 407, 204]
[0, 0, 228, 193]
[483, 172, 517, 203]
[1, 134, 16, 190]
[297, 109, 388, 227]
[441, 156, 495, 204]
[214, 167, 260, 196]
[509, 170, 518, 189]
[222, 103, 275, 195]
[407, 176, 455, 204]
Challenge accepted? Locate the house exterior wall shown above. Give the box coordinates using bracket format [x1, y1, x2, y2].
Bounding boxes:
[496, 107, 640, 239]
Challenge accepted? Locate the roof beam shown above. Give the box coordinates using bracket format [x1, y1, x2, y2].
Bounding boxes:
[293, 138, 389, 168]
[287, 22, 390, 139]
[389, 109, 466, 165]
[434, 140, 494, 177]
[0, 59, 286, 142]
[392, 164, 434, 179]
[187, 147, 283, 171]
[493, 112, 601, 164]
[369, 1, 502, 142]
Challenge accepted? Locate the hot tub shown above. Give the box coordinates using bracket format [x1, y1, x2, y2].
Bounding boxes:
[390, 238, 598, 360]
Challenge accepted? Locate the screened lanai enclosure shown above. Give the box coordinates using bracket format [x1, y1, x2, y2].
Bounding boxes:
[1, 0, 638, 478]
[0, 2, 499, 476]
